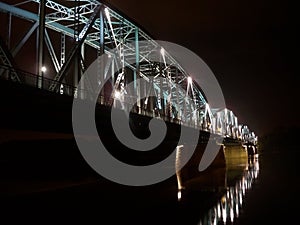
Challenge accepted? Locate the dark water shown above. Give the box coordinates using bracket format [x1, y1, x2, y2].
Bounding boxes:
[195, 149, 300, 225]
[196, 155, 259, 225]
[233, 150, 300, 225]
[1, 148, 299, 224]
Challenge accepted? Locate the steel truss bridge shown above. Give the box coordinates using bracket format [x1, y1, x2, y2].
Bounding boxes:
[0, 0, 257, 144]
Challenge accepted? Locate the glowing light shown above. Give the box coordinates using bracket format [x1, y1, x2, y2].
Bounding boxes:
[114, 91, 121, 99]
[222, 207, 227, 223]
[230, 207, 234, 222]
[104, 8, 110, 20]
[177, 190, 182, 201]
[176, 145, 184, 194]
[236, 203, 239, 217]
[160, 48, 167, 67]
[41, 66, 47, 73]
[212, 211, 217, 225]
[239, 192, 243, 205]
[187, 76, 192, 84]
[60, 84, 64, 95]
[217, 203, 221, 219]
[221, 195, 226, 204]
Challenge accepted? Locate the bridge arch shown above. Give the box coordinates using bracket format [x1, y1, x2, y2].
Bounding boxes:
[0, 0, 256, 141]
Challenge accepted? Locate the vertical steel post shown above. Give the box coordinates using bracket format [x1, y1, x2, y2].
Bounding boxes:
[4, 13, 12, 79]
[189, 99, 192, 126]
[135, 28, 141, 113]
[37, 0, 45, 88]
[183, 95, 187, 126]
[149, 77, 154, 114]
[159, 77, 163, 117]
[112, 60, 115, 107]
[159, 54, 164, 117]
[175, 68, 180, 121]
[99, 6, 104, 104]
[74, 0, 80, 88]
[99, 7, 104, 55]
[59, 32, 66, 94]
[60, 33, 65, 67]
[7, 13, 11, 49]
[168, 72, 172, 121]
[79, 43, 85, 99]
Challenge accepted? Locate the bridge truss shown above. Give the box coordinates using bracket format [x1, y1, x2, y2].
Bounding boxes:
[0, 0, 257, 144]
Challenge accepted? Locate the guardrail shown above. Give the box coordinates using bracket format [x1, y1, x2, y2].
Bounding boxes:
[1, 64, 250, 142]
[0, 64, 186, 126]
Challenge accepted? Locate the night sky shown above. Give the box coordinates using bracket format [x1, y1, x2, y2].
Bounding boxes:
[0, 0, 298, 137]
[107, 0, 299, 136]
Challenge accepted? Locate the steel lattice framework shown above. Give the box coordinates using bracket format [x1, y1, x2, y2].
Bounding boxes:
[0, 0, 257, 144]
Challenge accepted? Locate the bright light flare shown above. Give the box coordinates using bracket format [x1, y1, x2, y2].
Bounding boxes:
[177, 190, 182, 201]
[230, 207, 234, 222]
[187, 76, 192, 84]
[104, 8, 110, 21]
[114, 90, 121, 99]
[160, 48, 167, 67]
[41, 66, 47, 73]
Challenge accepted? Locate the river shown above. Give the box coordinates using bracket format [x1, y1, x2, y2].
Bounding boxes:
[1, 145, 299, 224]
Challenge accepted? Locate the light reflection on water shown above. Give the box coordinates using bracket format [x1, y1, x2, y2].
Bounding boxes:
[197, 154, 259, 225]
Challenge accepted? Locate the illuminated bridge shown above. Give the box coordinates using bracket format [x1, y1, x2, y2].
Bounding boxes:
[0, 0, 257, 145]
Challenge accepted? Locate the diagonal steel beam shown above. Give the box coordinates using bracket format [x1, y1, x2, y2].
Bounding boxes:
[11, 20, 39, 57]
[0, 36, 21, 82]
[44, 29, 60, 72]
[48, 4, 102, 92]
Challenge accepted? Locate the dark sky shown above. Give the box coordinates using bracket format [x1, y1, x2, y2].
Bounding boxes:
[0, 0, 298, 136]
[107, 0, 299, 136]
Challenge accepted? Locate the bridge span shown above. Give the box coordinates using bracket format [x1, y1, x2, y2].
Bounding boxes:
[0, 0, 257, 146]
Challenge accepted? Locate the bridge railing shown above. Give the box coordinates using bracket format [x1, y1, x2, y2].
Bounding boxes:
[0, 64, 257, 144]
[0, 64, 212, 130]
[0, 64, 185, 124]
[0, 64, 77, 95]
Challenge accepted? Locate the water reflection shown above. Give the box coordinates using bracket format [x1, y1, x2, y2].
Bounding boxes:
[198, 153, 259, 225]
[176, 144, 185, 194]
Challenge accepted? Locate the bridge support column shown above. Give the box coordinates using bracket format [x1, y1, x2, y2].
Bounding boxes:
[37, 0, 45, 89]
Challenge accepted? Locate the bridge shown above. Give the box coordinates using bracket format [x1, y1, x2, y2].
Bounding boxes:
[0, 0, 257, 145]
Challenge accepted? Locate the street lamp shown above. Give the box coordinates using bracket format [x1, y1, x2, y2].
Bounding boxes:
[41, 66, 47, 73]
[114, 90, 121, 99]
